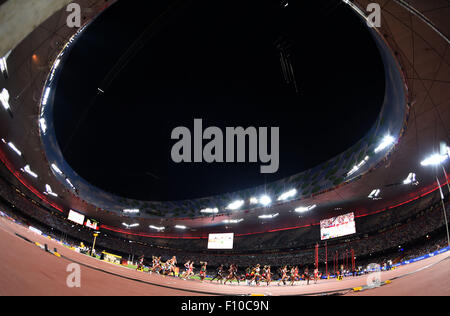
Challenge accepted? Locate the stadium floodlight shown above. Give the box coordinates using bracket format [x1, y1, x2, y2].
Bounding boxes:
[51, 163, 63, 175]
[223, 219, 244, 224]
[0, 50, 11, 78]
[149, 225, 165, 231]
[403, 173, 418, 185]
[48, 58, 61, 82]
[259, 195, 272, 206]
[122, 223, 139, 229]
[258, 213, 279, 219]
[249, 197, 259, 205]
[0, 58, 6, 73]
[175, 225, 187, 230]
[420, 153, 449, 167]
[42, 87, 51, 106]
[374, 135, 395, 153]
[39, 118, 47, 134]
[22, 165, 38, 178]
[295, 204, 317, 213]
[0, 88, 10, 110]
[53, 58, 61, 70]
[65, 178, 76, 190]
[277, 189, 297, 201]
[7, 142, 22, 156]
[1, 138, 6, 144]
[226, 200, 245, 210]
[368, 189, 381, 199]
[123, 209, 140, 214]
[45, 184, 58, 197]
[200, 207, 219, 214]
[347, 156, 370, 177]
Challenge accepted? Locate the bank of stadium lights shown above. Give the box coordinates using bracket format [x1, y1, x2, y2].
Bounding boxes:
[122, 223, 139, 229]
[226, 200, 245, 211]
[347, 156, 370, 177]
[258, 213, 279, 219]
[42, 87, 51, 106]
[368, 189, 381, 200]
[7, 142, 22, 156]
[403, 173, 419, 185]
[200, 207, 219, 214]
[277, 189, 297, 201]
[44, 184, 58, 197]
[65, 178, 76, 190]
[48, 58, 61, 82]
[295, 204, 317, 213]
[374, 135, 395, 154]
[280, 0, 289, 8]
[21, 165, 38, 178]
[39, 118, 47, 134]
[149, 225, 165, 231]
[223, 219, 244, 224]
[0, 51, 10, 79]
[249, 197, 259, 205]
[259, 195, 272, 206]
[420, 153, 449, 167]
[0, 58, 7, 75]
[0, 88, 10, 111]
[51, 163, 63, 176]
[175, 225, 187, 230]
[123, 209, 140, 214]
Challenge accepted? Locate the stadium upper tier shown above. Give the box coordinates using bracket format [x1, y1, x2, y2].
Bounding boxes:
[0, 0, 449, 238]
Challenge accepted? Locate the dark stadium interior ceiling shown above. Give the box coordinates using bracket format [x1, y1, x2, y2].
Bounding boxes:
[53, 0, 384, 201]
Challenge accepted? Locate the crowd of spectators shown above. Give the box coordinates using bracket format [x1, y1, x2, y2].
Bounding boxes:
[0, 171, 449, 275]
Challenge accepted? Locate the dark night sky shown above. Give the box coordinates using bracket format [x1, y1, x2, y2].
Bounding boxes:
[53, 0, 385, 201]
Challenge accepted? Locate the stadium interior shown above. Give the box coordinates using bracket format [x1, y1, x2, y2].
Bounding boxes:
[0, 0, 449, 296]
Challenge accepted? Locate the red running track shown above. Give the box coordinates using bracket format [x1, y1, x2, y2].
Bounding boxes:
[0, 217, 449, 296]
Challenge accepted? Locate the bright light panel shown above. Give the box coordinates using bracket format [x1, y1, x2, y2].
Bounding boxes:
[200, 208, 219, 214]
[122, 223, 139, 228]
[223, 218, 244, 224]
[277, 189, 297, 201]
[227, 200, 244, 210]
[8, 142, 21, 156]
[258, 213, 279, 219]
[403, 173, 417, 185]
[149, 225, 165, 231]
[51, 163, 63, 175]
[421, 153, 449, 166]
[259, 195, 272, 206]
[295, 204, 317, 213]
[123, 209, 140, 214]
[23, 165, 38, 178]
[374, 135, 395, 153]
[0, 88, 10, 110]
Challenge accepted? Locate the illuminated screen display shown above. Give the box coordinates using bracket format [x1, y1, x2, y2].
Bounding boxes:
[68, 210, 85, 225]
[85, 219, 98, 230]
[208, 233, 234, 249]
[320, 212, 356, 240]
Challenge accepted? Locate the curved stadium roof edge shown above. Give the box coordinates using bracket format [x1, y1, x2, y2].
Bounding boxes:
[37, 2, 408, 218]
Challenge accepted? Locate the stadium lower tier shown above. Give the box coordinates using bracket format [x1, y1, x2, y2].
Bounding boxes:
[0, 170, 449, 271]
[1, 216, 449, 296]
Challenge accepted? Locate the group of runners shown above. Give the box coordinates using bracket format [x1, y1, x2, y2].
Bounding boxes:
[146, 256, 209, 281]
[141, 255, 321, 286]
[277, 265, 321, 286]
[210, 264, 320, 286]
